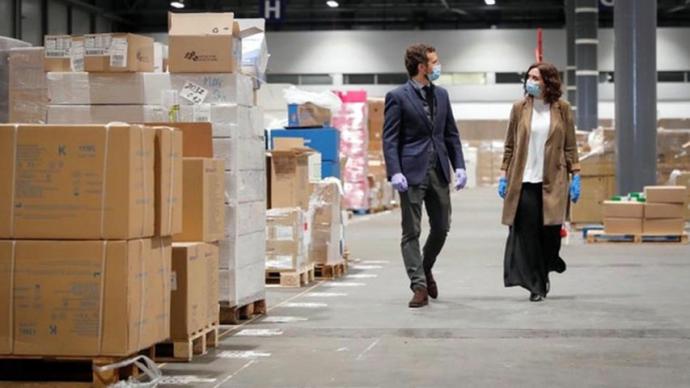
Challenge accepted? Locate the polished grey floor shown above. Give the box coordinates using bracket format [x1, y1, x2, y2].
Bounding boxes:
[160, 187, 690, 388]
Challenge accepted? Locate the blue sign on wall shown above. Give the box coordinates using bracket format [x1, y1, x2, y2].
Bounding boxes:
[260, 0, 286, 21]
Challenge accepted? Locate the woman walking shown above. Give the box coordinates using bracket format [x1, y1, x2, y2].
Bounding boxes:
[498, 62, 581, 302]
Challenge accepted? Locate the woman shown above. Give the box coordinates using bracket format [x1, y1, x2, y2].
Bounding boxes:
[498, 62, 581, 302]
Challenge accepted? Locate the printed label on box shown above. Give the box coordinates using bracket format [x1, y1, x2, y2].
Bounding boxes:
[180, 81, 209, 105]
[85, 34, 112, 56]
[109, 37, 128, 68]
[193, 104, 212, 122]
[45, 36, 72, 58]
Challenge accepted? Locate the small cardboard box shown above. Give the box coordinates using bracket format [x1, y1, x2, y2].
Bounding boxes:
[603, 218, 643, 235]
[43, 35, 83, 72]
[644, 203, 685, 219]
[84, 33, 154, 73]
[309, 181, 342, 264]
[644, 186, 688, 204]
[171, 242, 219, 340]
[0, 124, 155, 240]
[168, 12, 241, 73]
[268, 139, 317, 210]
[174, 158, 225, 242]
[642, 218, 686, 235]
[266, 207, 306, 270]
[155, 127, 184, 236]
[287, 103, 332, 128]
[0, 238, 171, 356]
[602, 201, 644, 219]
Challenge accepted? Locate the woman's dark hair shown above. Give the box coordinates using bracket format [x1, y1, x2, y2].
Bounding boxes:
[523, 62, 562, 104]
[405, 44, 436, 77]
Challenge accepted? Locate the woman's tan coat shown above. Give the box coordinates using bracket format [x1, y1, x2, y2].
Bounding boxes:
[501, 97, 581, 226]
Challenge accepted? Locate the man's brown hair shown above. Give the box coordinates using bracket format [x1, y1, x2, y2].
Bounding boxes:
[405, 44, 436, 78]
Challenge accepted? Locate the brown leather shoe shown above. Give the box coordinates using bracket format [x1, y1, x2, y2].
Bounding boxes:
[408, 287, 429, 308]
[425, 271, 438, 299]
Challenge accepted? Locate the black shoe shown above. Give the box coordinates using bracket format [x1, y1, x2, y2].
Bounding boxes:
[530, 293, 544, 302]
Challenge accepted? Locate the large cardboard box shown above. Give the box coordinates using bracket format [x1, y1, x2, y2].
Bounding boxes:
[643, 218, 686, 235]
[644, 203, 685, 219]
[225, 201, 267, 238]
[603, 218, 643, 235]
[174, 158, 225, 243]
[147, 122, 213, 158]
[266, 208, 307, 270]
[84, 33, 154, 73]
[644, 186, 688, 204]
[43, 35, 80, 72]
[0, 124, 155, 240]
[9, 47, 48, 124]
[0, 238, 171, 356]
[47, 72, 253, 106]
[268, 140, 316, 210]
[155, 127, 184, 236]
[570, 176, 616, 224]
[171, 242, 219, 340]
[219, 262, 265, 307]
[219, 231, 265, 270]
[309, 181, 342, 264]
[213, 137, 266, 172]
[225, 170, 267, 205]
[168, 12, 241, 73]
[602, 201, 644, 218]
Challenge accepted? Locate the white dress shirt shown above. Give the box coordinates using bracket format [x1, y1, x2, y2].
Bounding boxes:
[522, 99, 551, 183]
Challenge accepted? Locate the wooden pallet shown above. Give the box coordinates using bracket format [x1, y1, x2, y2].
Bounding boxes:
[315, 259, 348, 280]
[586, 230, 689, 244]
[219, 299, 268, 325]
[265, 263, 315, 288]
[0, 348, 156, 388]
[153, 322, 219, 362]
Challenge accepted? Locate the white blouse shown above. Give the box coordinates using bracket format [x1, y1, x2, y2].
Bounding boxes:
[522, 99, 551, 183]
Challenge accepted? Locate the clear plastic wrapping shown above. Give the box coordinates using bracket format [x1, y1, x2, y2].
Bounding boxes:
[332, 98, 369, 209]
[265, 207, 307, 270]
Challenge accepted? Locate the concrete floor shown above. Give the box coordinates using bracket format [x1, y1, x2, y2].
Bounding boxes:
[160, 187, 690, 388]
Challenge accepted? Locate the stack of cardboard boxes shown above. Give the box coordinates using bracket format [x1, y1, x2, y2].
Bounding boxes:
[8, 47, 48, 123]
[602, 186, 688, 236]
[0, 123, 180, 357]
[0, 37, 31, 123]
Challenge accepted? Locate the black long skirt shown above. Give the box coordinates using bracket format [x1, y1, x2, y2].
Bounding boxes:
[504, 183, 566, 296]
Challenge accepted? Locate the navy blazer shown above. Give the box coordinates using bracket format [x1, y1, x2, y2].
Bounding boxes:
[382, 81, 465, 186]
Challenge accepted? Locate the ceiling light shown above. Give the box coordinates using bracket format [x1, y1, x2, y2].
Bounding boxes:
[327, 1, 339, 8]
[170, 1, 184, 9]
[485, 0, 496, 5]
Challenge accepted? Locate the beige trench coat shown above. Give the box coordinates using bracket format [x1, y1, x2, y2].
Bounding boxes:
[501, 97, 581, 226]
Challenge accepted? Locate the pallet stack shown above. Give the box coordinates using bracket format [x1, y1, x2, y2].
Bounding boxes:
[0, 123, 179, 386]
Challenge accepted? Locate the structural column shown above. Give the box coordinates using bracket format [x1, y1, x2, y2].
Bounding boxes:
[565, 0, 577, 109]
[575, 0, 598, 131]
[615, 0, 657, 194]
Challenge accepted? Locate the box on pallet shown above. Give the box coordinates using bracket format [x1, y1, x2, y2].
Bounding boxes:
[269, 127, 341, 179]
[643, 218, 686, 235]
[225, 201, 267, 238]
[171, 242, 219, 340]
[9, 47, 48, 124]
[219, 262, 266, 308]
[267, 138, 319, 210]
[219, 231, 265, 270]
[226, 169, 267, 205]
[43, 35, 79, 72]
[0, 238, 171, 357]
[644, 186, 687, 204]
[0, 124, 157, 240]
[309, 181, 343, 265]
[83, 33, 154, 73]
[173, 158, 225, 243]
[570, 176, 616, 224]
[603, 218, 643, 235]
[213, 137, 266, 172]
[168, 12, 241, 73]
[155, 127, 184, 236]
[266, 207, 308, 270]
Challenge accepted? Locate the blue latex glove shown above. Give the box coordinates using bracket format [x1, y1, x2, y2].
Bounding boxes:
[498, 176, 508, 199]
[454, 168, 467, 191]
[570, 174, 581, 203]
[391, 173, 409, 192]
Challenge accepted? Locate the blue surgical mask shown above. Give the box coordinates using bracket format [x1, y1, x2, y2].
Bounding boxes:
[428, 64, 442, 82]
[525, 80, 541, 97]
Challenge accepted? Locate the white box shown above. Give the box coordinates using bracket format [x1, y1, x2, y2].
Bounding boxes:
[46, 104, 167, 124]
[179, 104, 263, 139]
[224, 201, 266, 239]
[219, 262, 266, 307]
[47, 72, 253, 106]
[219, 230, 266, 270]
[213, 137, 266, 172]
[225, 170, 267, 205]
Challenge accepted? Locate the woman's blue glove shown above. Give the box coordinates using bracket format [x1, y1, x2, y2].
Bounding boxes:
[498, 176, 508, 199]
[570, 174, 581, 203]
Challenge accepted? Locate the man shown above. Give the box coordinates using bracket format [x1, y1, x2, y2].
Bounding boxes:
[383, 43, 467, 308]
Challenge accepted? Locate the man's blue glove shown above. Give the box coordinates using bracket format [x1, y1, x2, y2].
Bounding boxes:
[391, 173, 408, 192]
[570, 174, 581, 203]
[454, 169, 467, 191]
[498, 176, 508, 199]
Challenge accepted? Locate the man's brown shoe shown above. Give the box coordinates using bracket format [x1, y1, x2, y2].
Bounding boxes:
[425, 271, 438, 299]
[408, 287, 429, 308]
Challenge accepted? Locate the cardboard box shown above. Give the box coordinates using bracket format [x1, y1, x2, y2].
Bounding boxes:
[146, 122, 213, 158]
[155, 127, 184, 236]
[219, 262, 265, 307]
[225, 201, 267, 238]
[266, 207, 307, 270]
[287, 103, 332, 128]
[9, 47, 48, 124]
[367, 98, 384, 152]
[47, 72, 253, 106]
[179, 104, 258, 139]
[0, 238, 171, 356]
[84, 33, 154, 73]
[43, 35, 81, 72]
[268, 139, 316, 210]
[47, 105, 170, 124]
[602, 201, 645, 219]
[168, 12, 241, 73]
[171, 242, 219, 340]
[644, 203, 685, 219]
[213, 137, 266, 172]
[219, 231, 265, 270]
[309, 181, 343, 264]
[570, 176, 616, 224]
[644, 186, 688, 204]
[642, 218, 685, 235]
[0, 124, 155, 240]
[174, 158, 225, 242]
[603, 218, 643, 235]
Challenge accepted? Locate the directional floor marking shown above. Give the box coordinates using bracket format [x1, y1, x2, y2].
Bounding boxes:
[303, 292, 349, 297]
[281, 302, 328, 308]
[261, 316, 309, 323]
[323, 282, 366, 287]
[350, 264, 384, 270]
[217, 350, 272, 359]
[159, 375, 217, 385]
[234, 328, 284, 337]
[348, 273, 379, 279]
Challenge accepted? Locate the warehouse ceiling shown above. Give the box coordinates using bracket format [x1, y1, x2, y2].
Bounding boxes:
[106, 0, 690, 32]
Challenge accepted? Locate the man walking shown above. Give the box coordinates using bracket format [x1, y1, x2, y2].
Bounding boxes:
[383, 44, 467, 308]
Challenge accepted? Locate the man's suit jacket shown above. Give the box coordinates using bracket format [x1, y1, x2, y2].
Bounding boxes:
[382, 80, 465, 186]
